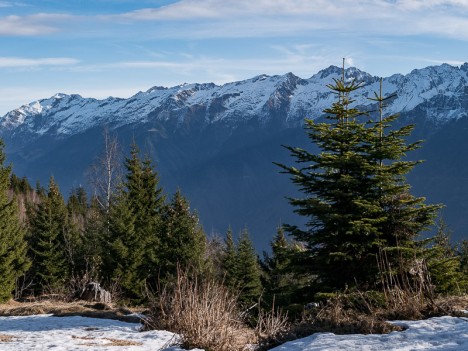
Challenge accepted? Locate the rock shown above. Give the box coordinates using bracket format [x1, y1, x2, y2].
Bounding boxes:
[76, 282, 111, 304]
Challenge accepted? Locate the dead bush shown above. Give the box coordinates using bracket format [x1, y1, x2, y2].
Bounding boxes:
[255, 301, 290, 350]
[143, 268, 255, 351]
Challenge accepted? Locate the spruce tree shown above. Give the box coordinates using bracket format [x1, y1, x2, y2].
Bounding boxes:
[106, 144, 165, 299]
[277, 69, 440, 292]
[29, 177, 69, 292]
[0, 140, 30, 302]
[235, 228, 262, 305]
[159, 190, 206, 278]
[81, 196, 106, 279]
[106, 191, 144, 298]
[261, 227, 298, 306]
[222, 227, 238, 290]
[424, 219, 464, 294]
[367, 79, 442, 291]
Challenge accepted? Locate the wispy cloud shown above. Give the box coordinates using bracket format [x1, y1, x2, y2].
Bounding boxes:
[0, 1, 28, 7]
[103, 0, 468, 41]
[0, 57, 80, 67]
[3, 0, 468, 40]
[0, 13, 71, 36]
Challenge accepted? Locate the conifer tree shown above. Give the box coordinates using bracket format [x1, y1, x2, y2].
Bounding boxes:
[222, 227, 238, 289]
[106, 191, 144, 298]
[106, 144, 165, 298]
[159, 190, 206, 278]
[424, 219, 465, 293]
[458, 240, 468, 279]
[235, 228, 262, 305]
[81, 196, 106, 278]
[277, 67, 440, 292]
[0, 140, 30, 302]
[261, 227, 298, 306]
[29, 177, 69, 292]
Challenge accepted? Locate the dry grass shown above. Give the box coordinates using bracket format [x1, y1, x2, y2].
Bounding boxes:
[72, 335, 143, 347]
[255, 303, 290, 349]
[0, 300, 142, 323]
[144, 269, 255, 351]
[0, 334, 16, 342]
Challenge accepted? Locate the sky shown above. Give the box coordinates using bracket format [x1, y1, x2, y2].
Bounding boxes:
[1, 0, 468, 115]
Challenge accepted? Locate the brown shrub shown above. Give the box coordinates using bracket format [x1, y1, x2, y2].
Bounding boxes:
[144, 268, 255, 351]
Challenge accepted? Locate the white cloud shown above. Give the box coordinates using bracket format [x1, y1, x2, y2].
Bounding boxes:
[102, 0, 468, 41]
[0, 13, 72, 36]
[0, 1, 27, 7]
[0, 57, 80, 67]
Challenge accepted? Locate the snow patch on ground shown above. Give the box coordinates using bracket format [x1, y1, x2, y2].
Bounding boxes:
[270, 316, 468, 351]
[1, 314, 467, 350]
[0, 314, 202, 351]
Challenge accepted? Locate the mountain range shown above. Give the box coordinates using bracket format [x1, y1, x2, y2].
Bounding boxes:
[2, 63, 468, 250]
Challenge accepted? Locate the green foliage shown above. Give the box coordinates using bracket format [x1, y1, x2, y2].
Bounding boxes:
[0, 140, 30, 302]
[106, 191, 145, 298]
[29, 177, 69, 292]
[222, 227, 238, 289]
[221, 227, 262, 306]
[105, 144, 168, 300]
[458, 240, 468, 278]
[80, 196, 106, 278]
[236, 229, 262, 305]
[159, 190, 206, 279]
[277, 73, 440, 292]
[425, 219, 465, 294]
[261, 227, 305, 306]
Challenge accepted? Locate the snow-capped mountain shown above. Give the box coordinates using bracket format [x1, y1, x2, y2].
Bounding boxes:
[1, 63, 468, 249]
[3, 63, 468, 140]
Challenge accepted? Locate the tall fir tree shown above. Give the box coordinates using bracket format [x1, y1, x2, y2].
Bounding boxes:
[106, 191, 144, 298]
[367, 79, 442, 290]
[277, 67, 440, 292]
[29, 177, 69, 292]
[424, 219, 465, 294]
[261, 227, 299, 306]
[222, 227, 238, 289]
[106, 144, 165, 299]
[159, 190, 206, 278]
[235, 228, 262, 305]
[0, 140, 30, 302]
[81, 195, 106, 279]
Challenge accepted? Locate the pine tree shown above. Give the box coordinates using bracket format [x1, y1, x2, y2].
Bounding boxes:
[368, 79, 442, 291]
[106, 144, 165, 299]
[159, 190, 206, 279]
[277, 68, 440, 292]
[261, 227, 299, 306]
[235, 228, 262, 305]
[106, 191, 144, 298]
[81, 196, 106, 279]
[0, 140, 30, 302]
[458, 240, 468, 279]
[424, 219, 465, 294]
[222, 227, 238, 290]
[29, 177, 69, 292]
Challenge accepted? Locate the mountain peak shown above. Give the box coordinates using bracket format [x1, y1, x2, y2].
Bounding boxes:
[2, 62, 468, 138]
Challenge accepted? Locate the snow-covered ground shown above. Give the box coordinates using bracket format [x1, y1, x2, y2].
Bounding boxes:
[0, 314, 467, 350]
[0, 314, 201, 351]
[271, 316, 468, 351]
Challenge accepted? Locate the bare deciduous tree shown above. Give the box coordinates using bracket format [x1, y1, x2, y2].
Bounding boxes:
[88, 127, 122, 214]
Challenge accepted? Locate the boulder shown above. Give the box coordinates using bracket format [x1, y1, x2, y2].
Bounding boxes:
[76, 282, 111, 304]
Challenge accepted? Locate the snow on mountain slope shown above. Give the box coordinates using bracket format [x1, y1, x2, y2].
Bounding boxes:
[2, 63, 468, 139]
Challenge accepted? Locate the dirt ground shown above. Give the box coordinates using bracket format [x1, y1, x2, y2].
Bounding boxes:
[0, 300, 144, 323]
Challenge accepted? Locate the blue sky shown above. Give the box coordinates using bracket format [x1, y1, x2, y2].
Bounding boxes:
[1, 0, 468, 114]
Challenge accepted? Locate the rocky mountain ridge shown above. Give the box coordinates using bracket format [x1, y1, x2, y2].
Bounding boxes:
[2, 63, 468, 249]
[3, 63, 468, 141]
